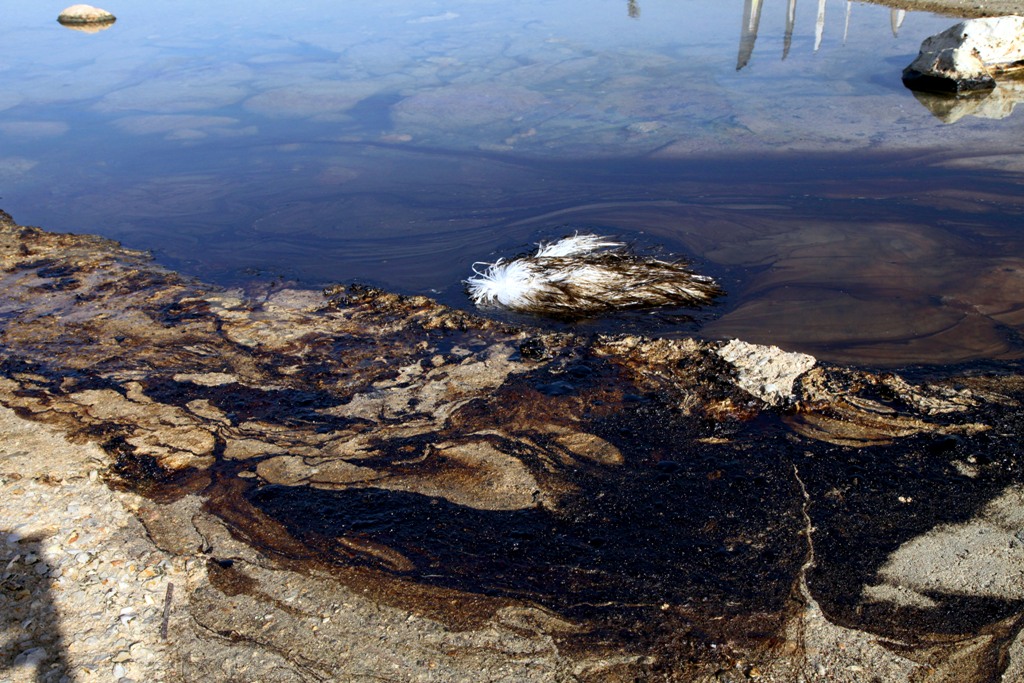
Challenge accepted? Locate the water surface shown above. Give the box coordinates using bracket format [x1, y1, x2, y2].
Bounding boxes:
[2, 0, 1024, 365]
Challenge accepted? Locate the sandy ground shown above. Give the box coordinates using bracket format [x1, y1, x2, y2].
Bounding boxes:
[870, 0, 1024, 16]
[0, 407, 183, 683]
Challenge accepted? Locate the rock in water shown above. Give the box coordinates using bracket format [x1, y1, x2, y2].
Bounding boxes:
[717, 339, 816, 407]
[57, 4, 116, 26]
[465, 233, 721, 317]
[903, 16, 1024, 94]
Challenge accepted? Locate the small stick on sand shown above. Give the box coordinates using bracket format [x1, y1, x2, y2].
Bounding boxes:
[161, 582, 174, 640]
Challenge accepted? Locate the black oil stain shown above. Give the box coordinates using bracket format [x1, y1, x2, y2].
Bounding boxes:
[141, 378, 373, 432]
[801, 407, 1024, 640]
[237, 358, 809, 662]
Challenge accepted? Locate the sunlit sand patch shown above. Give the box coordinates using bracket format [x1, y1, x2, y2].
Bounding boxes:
[870, 485, 1024, 602]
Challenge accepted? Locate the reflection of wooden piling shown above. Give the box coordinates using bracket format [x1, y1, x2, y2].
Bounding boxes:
[843, 0, 851, 45]
[628, 0, 640, 19]
[783, 0, 797, 59]
[891, 8, 906, 37]
[814, 0, 826, 51]
[750, 0, 900, 68]
[737, 0, 764, 70]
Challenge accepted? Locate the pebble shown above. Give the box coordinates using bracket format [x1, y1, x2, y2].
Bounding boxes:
[130, 642, 152, 658]
[57, 4, 116, 25]
[14, 646, 48, 666]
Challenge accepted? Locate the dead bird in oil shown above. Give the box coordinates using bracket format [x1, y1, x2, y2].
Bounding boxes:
[465, 233, 722, 317]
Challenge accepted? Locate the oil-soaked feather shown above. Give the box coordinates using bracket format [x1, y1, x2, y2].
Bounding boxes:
[465, 233, 721, 317]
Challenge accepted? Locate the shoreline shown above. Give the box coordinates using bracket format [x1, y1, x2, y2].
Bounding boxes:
[868, 0, 1024, 16]
[1, 214, 1023, 681]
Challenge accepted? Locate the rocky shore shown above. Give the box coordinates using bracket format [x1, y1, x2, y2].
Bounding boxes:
[0, 198, 1022, 683]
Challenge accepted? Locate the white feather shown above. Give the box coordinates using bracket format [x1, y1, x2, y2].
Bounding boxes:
[533, 234, 622, 258]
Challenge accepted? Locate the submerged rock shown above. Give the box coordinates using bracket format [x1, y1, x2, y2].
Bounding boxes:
[0, 211, 1022, 681]
[902, 16, 1024, 94]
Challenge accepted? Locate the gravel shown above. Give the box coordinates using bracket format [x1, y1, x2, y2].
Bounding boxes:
[0, 406, 184, 683]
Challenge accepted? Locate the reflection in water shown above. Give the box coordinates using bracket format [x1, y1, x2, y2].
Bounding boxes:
[627, 0, 640, 19]
[842, 1, 851, 45]
[58, 21, 115, 34]
[912, 83, 1024, 123]
[815, 0, 826, 51]
[738, 0, 764, 70]
[891, 8, 906, 37]
[738, 0, 916, 67]
[784, 0, 797, 58]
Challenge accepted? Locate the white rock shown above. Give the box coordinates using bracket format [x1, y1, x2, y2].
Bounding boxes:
[717, 339, 816, 407]
[57, 4, 116, 25]
[903, 16, 1024, 94]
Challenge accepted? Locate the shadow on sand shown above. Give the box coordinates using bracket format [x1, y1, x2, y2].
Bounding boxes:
[0, 532, 69, 683]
